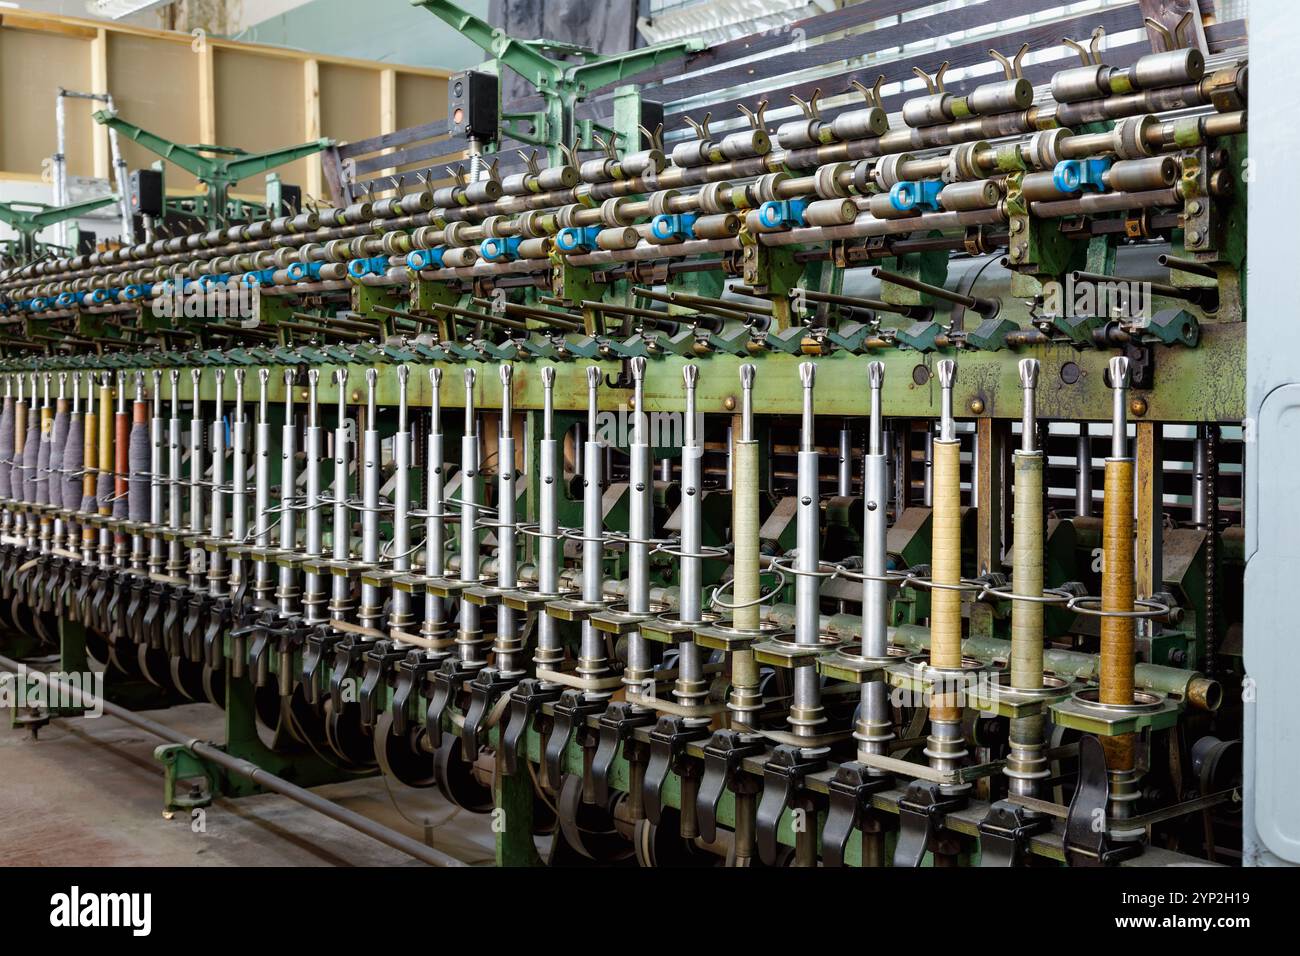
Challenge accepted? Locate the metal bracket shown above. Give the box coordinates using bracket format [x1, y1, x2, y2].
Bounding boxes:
[390, 649, 440, 736]
[755, 744, 826, 866]
[590, 701, 655, 804]
[820, 761, 893, 867]
[544, 689, 604, 786]
[1064, 735, 1144, 866]
[696, 729, 766, 843]
[301, 627, 343, 708]
[642, 714, 710, 825]
[501, 678, 562, 775]
[426, 656, 473, 747]
[893, 780, 967, 867]
[461, 665, 517, 761]
[977, 799, 1052, 866]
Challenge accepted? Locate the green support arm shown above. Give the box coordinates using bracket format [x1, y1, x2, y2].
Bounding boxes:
[0, 195, 120, 234]
[567, 38, 705, 91]
[414, 0, 701, 93]
[93, 110, 331, 186]
[224, 140, 337, 183]
[413, 0, 563, 88]
[93, 111, 225, 181]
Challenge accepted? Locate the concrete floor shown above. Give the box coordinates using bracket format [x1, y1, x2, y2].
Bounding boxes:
[0, 700, 498, 867]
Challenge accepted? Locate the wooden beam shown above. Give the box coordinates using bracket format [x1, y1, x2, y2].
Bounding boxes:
[1135, 421, 1164, 597]
[0, 14, 98, 40]
[198, 41, 216, 147]
[379, 68, 397, 185]
[304, 58, 322, 202]
[90, 28, 109, 181]
[0, 10, 452, 77]
[975, 417, 1006, 577]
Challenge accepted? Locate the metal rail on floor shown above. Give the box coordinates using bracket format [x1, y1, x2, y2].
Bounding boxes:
[0, 652, 468, 868]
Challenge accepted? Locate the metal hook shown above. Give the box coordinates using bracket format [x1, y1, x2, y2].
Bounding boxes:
[684, 112, 712, 142]
[519, 149, 541, 175]
[593, 131, 618, 159]
[1144, 16, 1176, 53]
[912, 61, 948, 95]
[789, 88, 821, 120]
[1173, 10, 1194, 50]
[850, 75, 886, 110]
[637, 122, 664, 151]
[737, 100, 768, 132]
[1090, 25, 1106, 64]
[989, 42, 1029, 80]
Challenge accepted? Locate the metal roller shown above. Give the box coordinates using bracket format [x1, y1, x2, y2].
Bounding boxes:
[253, 368, 273, 606]
[359, 368, 382, 631]
[856, 361, 893, 767]
[1100, 355, 1140, 838]
[791, 361, 826, 748]
[277, 369, 298, 616]
[329, 368, 350, 622]
[533, 366, 562, 675]
[927, 357, 969, 790]
[577, 365, 610, 695]
[728, 363, 762, 725]
[421, 367, 448, 647]
[492, 363, 521, 675]
[1006, 358, 1049, 800]
[623, 356, 653, 698]
[456, 367, 483, 668]
[675, 363, 707, 718]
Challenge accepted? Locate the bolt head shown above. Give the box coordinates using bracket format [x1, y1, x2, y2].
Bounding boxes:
[630, 356, 647, 381]
[1018, 358, 1040, 389]
[499, 363, 512, 386]
[936, 358, 956, 388]
[585, 366, 600, 388]
[867, 361, 884, 389]
[464, 367, 477, 388]
[798, 361, 815, 388]
[1108, 355, 1131, 389]
[969, 398, 985, 414]
[1130, 396, 1148, 417]
[739, 363, 756, 389]
[429, 367, 441, 387]
[682, 363, 699, 387]
[723, 395, 736, 411]
[540, 366, 555, 387]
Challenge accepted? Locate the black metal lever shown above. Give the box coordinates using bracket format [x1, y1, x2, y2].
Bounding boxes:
[696, 729, 765, 843]
[426, 657, 473, 748]
[821, 762, 893, 867]
[893, 780, 967, 867]
[544, 690, 603, 787]
[590, 702, 656, 805]
[1064, 735, 1143, 866]
[978, 800, 1052, 867]
[642, 715, 710, 825]
[461, 667, 517, 761]
[501, 679, 562, 775]
[390, 649, 440, 736]
[755, 744, 826, 867]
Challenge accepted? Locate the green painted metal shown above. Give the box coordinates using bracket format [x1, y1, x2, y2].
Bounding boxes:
[413, 0, 701, 163]
[0, 194, 120, 260]
[93, 111, 331, 227]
